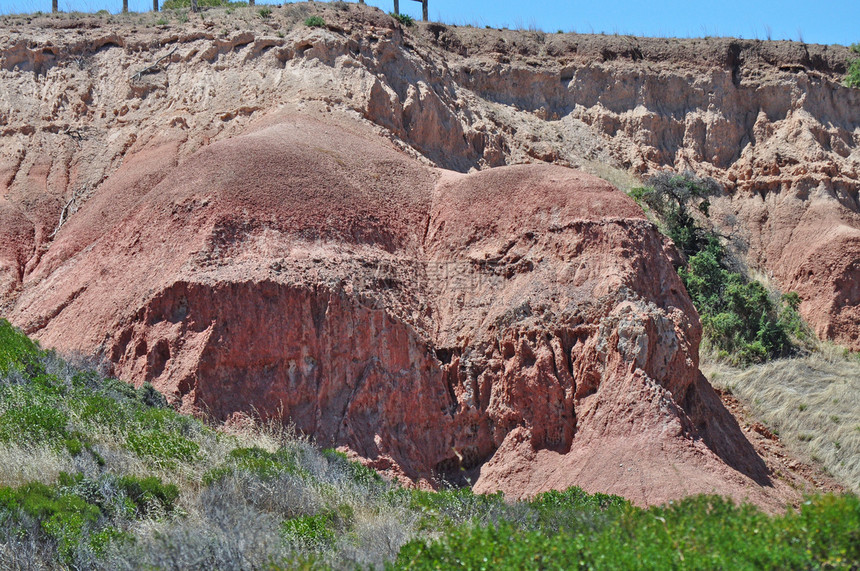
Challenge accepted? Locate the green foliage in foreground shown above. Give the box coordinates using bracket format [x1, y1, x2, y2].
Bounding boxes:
[1, 319, 858, 568]
[0, 472, 177, 563]
[845, 44, 860, 88]
[0, 318, 404, 568]
[631, 172, 810, 364]
[394, 494, 860, 570]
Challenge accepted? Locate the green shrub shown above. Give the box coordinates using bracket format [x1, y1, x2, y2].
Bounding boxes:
[530, 486, 626, 513]
[258, 7, 271, 18]
[392, 493, 860, 569]
[397, 486, 508, 530]
[304, 15, 325, 28]
[89, 526, 132, 557]
[126, 429, 200, 468]
[116, 474, 179, 515]
[634, 173, 808, 364]
[0, 472, 173, 564]
[138, 382, 169, 408]
[282, 512, 337, 547]
[389, 12, 414, 26]
[97, 375, 139, 401]
[0, 398, 69, 444]
[76, 393, 129, 430]
[636, 171, 720, 258]
[0, 319, 41, 374]
[133, 405, 194, 431]
[678, 238, 801, 364]
[203, 445, 308, 484]
[0, 479, 102, 562]
[323, 448, 383, 487]
[845, 44, 860, 88]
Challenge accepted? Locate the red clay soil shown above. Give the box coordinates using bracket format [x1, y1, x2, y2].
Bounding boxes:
[6, 113, 806, 508]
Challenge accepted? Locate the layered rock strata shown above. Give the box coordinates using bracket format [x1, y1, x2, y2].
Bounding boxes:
[1, 5, 858, 344]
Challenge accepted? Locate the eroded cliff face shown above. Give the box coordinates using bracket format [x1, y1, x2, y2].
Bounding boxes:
[0, 4, 856, 504]
[1, 3, 858, 344]
[5, 113, 786, 505]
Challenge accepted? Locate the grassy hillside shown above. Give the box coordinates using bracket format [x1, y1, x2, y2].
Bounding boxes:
[704, 346, 860, 495]
[0, 318, 858, 569]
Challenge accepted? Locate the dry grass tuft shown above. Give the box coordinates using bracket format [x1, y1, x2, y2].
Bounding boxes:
[703, 345, 860, 493]
[0, 444, 77, 489]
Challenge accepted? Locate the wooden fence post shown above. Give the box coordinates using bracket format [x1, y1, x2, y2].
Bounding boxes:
[409, 0, 427, 21]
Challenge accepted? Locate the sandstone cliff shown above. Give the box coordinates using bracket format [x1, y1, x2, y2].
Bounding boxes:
[5, 113, 785, 506]
[1, 4, 857, 344]
[0, 3, 856, 505]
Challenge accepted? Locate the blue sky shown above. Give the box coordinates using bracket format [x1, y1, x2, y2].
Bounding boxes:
[1, 0, 856, 46]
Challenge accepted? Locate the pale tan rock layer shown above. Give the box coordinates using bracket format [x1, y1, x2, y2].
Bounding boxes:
[6, 114, 797, 508]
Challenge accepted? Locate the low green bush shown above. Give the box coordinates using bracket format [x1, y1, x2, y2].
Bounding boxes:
[403, 486, 506, 526]
[390, 12, 414, 26]
[116, 475, 179, 515]
[323, 447, 383, 487]
[126, 429, 200, 468]
[0, 474, 146, 563]
[0, 319, 40, 374]
[529, 487, 626, 513]
[304, 15, 326, 28]
[282, 512, 336, 547]
[0, 400, 69, 444]
[203, 445, 308, 484]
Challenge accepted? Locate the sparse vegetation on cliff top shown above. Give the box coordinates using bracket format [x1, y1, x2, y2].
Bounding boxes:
[304, 15, 326, 28]
[390, 12, 414, 27]
[845, 44, 860, 88]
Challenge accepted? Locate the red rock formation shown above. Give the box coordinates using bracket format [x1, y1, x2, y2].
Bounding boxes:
[7, 114, 793, 507]
[0, 8, 857, 347]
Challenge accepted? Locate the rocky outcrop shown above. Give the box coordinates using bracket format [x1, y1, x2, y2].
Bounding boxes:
[1, 4, 858, 346]
[6, 114, 792, 507]
[1, 5, 856, 504]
